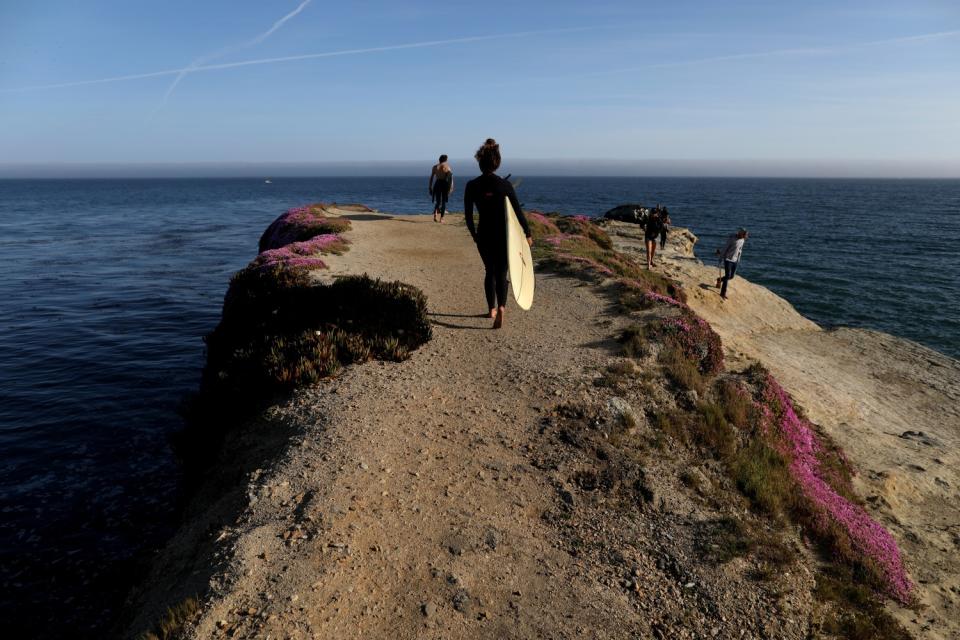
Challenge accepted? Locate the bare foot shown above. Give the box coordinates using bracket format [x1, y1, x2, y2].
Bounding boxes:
[433, 212, 439, 222]
[488, 308, 497, 319]
[492, 307, 504, 329]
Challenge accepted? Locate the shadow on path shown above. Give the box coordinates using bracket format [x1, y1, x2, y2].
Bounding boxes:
[428, 312, 490, 319]
[340, 214, 421, 224]
[429, 318, 489, 331]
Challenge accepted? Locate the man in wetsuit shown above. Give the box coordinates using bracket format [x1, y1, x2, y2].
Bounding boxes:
[464, 138, 532, 329]
[429, 154, 454, 223]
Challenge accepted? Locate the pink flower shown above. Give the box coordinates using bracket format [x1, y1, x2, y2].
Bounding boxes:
[760, 375, 912, 603]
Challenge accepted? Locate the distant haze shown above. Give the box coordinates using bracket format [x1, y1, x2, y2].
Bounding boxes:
[2, 2, 958, 176]
[2, 159, 959, 179]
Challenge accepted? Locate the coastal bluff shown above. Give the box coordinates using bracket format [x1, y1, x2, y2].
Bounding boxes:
[606, 220, 960, 638]
[126, 209, 959, 640]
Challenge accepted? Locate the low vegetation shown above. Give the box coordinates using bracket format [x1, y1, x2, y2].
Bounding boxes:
[258, 203, 353, 252]
[136, 597, 200, 640]
[178, 204, 431, 465]
[531, 211, 914, 636]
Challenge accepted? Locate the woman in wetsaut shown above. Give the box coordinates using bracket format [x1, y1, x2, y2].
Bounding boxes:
[464, 138, 532, 329]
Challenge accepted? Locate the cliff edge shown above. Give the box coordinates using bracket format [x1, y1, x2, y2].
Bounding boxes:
[606, 220, 960, 638]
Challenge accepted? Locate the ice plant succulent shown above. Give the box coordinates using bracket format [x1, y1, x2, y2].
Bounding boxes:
[258, 203, 352, 252]
[757, 374, 913, 604]
[652, 312, 724, 375]
[250, 234, 349, 273]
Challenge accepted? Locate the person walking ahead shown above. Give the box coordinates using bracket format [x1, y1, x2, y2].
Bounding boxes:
[429, 154, 454, 222]
[716, 228, 748, 300]
[464, 139, 532, 329]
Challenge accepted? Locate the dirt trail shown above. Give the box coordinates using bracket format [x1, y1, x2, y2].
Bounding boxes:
[606, 222, 960, 639]
[139, 211, 657, 638]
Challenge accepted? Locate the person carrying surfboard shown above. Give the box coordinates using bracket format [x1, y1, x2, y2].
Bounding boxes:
[464, 138, 532, 329]
[429, 154, 454, 223]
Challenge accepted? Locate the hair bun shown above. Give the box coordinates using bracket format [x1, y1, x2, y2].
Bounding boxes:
[484, 138, 497, 147]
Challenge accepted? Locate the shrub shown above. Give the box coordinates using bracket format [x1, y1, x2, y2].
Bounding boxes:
[553, 214, 613, 250]
[650, 311, 724, 376]
[715, 378, 754, 429]
[694, 401, 736, 459]
[525, 210, 561, 237]
[202, 273, 432, 403]
[618, 324, 648, 358]
[660, 343, 706, 395]
[731, 439, 796, 518]
[258, 203, 352, 251]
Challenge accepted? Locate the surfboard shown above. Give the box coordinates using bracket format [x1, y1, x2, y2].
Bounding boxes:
[505, 196, 535, 310]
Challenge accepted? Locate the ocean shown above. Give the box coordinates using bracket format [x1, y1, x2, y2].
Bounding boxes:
[1, 176, 957, 636]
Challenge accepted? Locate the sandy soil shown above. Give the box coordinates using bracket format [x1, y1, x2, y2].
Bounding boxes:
[125, 211, 831, 639]
[606, 221, 960, 639]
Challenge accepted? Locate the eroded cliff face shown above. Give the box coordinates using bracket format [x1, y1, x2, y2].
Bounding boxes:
[607, 220, 960, 639]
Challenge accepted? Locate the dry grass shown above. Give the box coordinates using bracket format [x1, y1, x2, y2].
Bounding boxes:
[618, 324, 648, 359]
[660, 343, 706, 395]
[136, 597, 200, 640]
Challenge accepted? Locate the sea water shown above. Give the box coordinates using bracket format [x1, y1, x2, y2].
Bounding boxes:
[1, 176, 957, 636]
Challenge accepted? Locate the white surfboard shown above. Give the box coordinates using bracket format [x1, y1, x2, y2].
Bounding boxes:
[505, 197, 535, 310]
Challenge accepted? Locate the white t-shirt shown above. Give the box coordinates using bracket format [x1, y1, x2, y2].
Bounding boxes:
[721, 236, 745, 263]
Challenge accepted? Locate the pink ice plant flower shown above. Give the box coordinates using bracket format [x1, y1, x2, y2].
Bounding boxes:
[251, 233, 348, 272]
[643, 290, 684, 308]
[761, 375, 912, 603]
[572, 215, 591, 222]
[259, 203, 349, 251]
[543, 233, 586, 247]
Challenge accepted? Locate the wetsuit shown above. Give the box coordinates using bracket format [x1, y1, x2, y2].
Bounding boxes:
[433, 173, 451, 217]
[645, 213, 666, 243]
[464, 173, 531, 310]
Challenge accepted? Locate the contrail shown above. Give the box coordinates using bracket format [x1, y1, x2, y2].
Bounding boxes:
[3, 26, 597, 93]
[160, 0, 312, 106]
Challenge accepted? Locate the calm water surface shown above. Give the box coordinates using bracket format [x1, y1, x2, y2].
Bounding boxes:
[0, 177, 957, 636]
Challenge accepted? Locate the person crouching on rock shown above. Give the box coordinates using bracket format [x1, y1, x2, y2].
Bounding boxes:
[429, 154, 454, 223]
[644, 206, 667, 268]
[464, 138, 532, 329]
[716, 228, 748, 301]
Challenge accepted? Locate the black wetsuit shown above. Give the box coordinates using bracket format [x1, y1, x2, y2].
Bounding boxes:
[464, 173, 531, 309]
[645, 213, 667, 245]
[433, 176, 450, 217]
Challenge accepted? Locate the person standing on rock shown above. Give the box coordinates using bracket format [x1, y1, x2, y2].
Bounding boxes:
[716, 228, 748, 301]
[644, 206, 668, 268]
[464, 138, 532, 329]
[429, 154, 454, 223]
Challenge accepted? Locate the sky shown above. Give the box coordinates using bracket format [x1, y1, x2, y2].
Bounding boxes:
[1, 0, 959, 176]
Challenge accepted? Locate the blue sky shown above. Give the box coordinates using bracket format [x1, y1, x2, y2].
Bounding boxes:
[1, 0, 959, 175]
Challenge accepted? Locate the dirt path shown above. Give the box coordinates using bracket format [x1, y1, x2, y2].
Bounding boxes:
[606, 222, 960, 639]
[165, 212, 658, 638]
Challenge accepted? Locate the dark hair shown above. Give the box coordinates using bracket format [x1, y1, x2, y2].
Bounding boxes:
[439, 154, 448, 163]
[474, 138, 501, 173]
